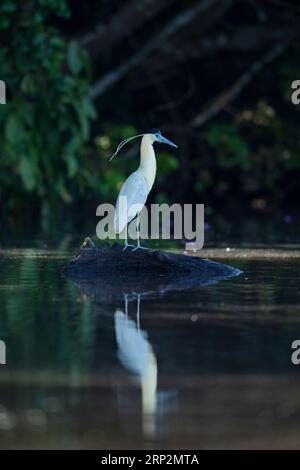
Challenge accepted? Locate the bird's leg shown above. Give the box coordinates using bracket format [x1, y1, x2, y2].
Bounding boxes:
[136, 294, 141, 333]
[136, 213, 141, 249]
[124, 294, 128, 321]
[123, 228, 128, 251]
[133, 213, 148, 251]
[123, 226, 134, 251]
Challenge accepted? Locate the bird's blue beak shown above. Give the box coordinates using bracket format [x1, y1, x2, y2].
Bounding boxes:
[158, 134, 178, 148]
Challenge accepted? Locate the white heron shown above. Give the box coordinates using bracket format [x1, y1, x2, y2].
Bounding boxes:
[111, 129, 178, 250]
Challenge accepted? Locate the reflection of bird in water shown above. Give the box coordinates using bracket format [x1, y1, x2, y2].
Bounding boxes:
[112, 130, 178, 250]
[114, 295, 157, 436]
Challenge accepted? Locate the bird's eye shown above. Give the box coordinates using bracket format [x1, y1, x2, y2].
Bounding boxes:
[155, 133, 160, 138]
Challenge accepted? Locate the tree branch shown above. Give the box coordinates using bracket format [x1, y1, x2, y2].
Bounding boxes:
[90, 0, 221, 99]
[145, 26, 296, 75]
[78, 0, 174, 57]
[191, 41, 290, 128]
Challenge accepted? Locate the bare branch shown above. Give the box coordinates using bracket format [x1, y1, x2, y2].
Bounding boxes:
[146, 26, 296, 75]
[192, 41, 290, 128]
[90, 0, 221, 99]
[78, 0, 174, 57]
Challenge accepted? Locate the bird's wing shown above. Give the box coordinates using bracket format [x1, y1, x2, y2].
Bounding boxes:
[114, 170, 148, 233]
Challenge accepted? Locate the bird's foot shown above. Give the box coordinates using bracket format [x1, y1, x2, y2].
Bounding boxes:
[132, 244, 150, 252]
[123, 243, 135, 252]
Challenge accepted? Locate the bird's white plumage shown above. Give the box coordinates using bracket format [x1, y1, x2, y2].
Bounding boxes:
[114, 169, 148, 234]
[115, 310, 149, 376]
[112, 132, 177, 247]
[114, 306, 158, 429]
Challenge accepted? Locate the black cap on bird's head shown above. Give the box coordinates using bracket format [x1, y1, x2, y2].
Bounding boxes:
[148, 128, 178, 148]
[148, 128, 161, 135]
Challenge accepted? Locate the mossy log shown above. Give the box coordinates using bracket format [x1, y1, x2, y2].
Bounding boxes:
[62, 238, 242, 302]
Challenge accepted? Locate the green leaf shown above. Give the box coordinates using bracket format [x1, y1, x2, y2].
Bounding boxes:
[158, 153, 179, 173]
[66, 154, 78, 178]
[5, 115, 24, 144]
[67, 41, 83, 74]
[19, 156, 36, 191]
[21, 75, 36, 94]
[82, 97, 97, 120]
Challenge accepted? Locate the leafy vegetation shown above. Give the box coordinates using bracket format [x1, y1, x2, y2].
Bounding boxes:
[0, 0, 96, 218]
[0, 0, 299, 232]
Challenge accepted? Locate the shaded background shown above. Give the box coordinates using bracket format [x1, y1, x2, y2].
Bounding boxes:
[0, 0, 299, 242]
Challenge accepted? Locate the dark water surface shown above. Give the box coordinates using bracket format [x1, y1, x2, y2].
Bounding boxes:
[0, 245, 300, 449]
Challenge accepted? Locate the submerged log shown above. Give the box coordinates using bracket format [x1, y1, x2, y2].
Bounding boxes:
[62, 238, 242, 302]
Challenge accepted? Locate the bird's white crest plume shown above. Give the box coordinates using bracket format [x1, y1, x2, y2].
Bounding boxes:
[109, 134, 145, 161]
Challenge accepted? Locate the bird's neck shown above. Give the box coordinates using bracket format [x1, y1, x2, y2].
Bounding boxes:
[139, 135, 157, 192]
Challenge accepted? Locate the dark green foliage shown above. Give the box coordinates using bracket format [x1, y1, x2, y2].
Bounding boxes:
[0, 0, 96, 212]
[1, 0, 300, 232]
